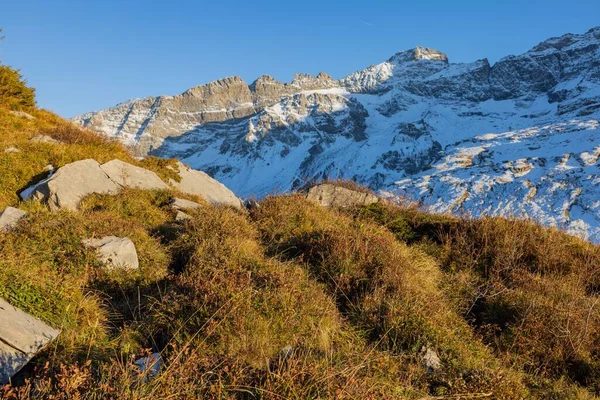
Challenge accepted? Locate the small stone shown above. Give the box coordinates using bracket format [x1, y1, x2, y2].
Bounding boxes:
[171, 197, 202, 211]
[175, 210, 192, 222]
[0, 207, 28, 232]
[269, 345, 293, 371]
[82, 236, 139, 270]
[30, 134, 61, 144]
[4, 147, 21, 154]
[421, 346, 441, 373]
[9, 110, 35, 120]
[134, 353, 162, 382]
[245, 198, 261, 210]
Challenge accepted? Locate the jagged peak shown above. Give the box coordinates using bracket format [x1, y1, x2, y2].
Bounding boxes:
[530, 25, 600, 53]
[249, 74, 284, 92]
[182, 76, 247, 97]
[388, 46, 449, 64]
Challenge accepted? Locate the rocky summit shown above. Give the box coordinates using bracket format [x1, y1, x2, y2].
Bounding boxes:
[74, 26, 600, 242]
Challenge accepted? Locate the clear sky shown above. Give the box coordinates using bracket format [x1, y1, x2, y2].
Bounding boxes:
[1, 0, 599, 118]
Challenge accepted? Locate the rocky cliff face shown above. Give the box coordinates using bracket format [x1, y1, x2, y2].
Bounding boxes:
[74, 26, 600, 242]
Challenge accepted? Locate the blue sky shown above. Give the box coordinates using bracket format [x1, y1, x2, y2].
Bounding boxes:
[1, 0, 598, 118]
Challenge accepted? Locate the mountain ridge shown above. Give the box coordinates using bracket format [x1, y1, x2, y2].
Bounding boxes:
[74, 25, 600, 242]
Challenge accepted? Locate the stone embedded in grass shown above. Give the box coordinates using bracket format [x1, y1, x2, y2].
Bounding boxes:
[4, 146, 21, 153]
[168, 161, 243, 209]
[134, 353, 162, 382]
[244, 198, 261, 210]
[175, 210, 192, 222]
[100, 159, 169, 190]
[82, 236, 139, 270]
[29, 134, 61, 144]
[26, 159, 121, 211]
[0, 206, 28, 232]
[421, 346, 441, 373]
[306, 183, 379, 208]
[171, 197, 202, 211]
[9, 110, 35, 120]
[0, 297, 60, 384]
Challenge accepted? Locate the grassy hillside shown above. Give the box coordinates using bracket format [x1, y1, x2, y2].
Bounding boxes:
[1, 64, 600, 399]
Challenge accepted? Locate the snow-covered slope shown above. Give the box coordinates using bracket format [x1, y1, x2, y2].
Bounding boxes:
[74, 27, 600, 242]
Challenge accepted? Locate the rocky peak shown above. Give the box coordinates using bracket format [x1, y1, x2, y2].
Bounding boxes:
[291, 72, 338, 89]
[388, 46, 449, 64]
[183, 76, 249, 99]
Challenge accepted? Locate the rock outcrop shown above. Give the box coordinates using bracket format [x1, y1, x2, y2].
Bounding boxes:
[82, 236, 139, 270]
[100, 159, 169, 190]
[169, 162, 243, 209]
[0, 298, 60, 384]
[28, 159, 120, 211]
[0, 207, 28, 232]
[306, 184, 379, 208]
[23, 159, 242, 211]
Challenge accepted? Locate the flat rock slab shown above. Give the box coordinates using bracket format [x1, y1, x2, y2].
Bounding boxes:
[4, 146, 21, 153]
[83, 236, 139, 270]
[9, 110, 35, 120]
[30, 134, 61, 144]
[100, 159, 169, 190]
[29, 159, 121, 211]
[171, 197, 202, 211]
[0, 298, 60, 384]
[175, 210, 192, 222]
[169, 162, 243, 209]
[0, 207, 28, 232]
[306, 184, 379, 208]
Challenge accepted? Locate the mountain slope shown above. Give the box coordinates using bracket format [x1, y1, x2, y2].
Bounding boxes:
[74, 26, 600, 241]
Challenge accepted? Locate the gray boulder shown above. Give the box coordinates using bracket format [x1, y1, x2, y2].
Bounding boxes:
[30, 134, 61, 144]
[82, 236, 139, 270]
[0, 207, 28, 232]
[306, 184, 379, 208]
[169, 162, 243, 209]
[28, 159, 120, 211]
[100, 159, 169, 190]
[0, 298, 60, 384]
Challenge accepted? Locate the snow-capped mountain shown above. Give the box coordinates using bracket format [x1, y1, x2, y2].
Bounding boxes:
[74, 27, 600, 242]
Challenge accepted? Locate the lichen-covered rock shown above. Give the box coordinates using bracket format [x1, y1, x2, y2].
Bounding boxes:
[306, 184, 379, 208]
[0, 298, 60, 384]
[0, 207, 28, 232]
[169, 162, 243, 209]
[82, 236, 139, 270]
[100, 159, 169, 190]
[28, 159, 120, 211]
